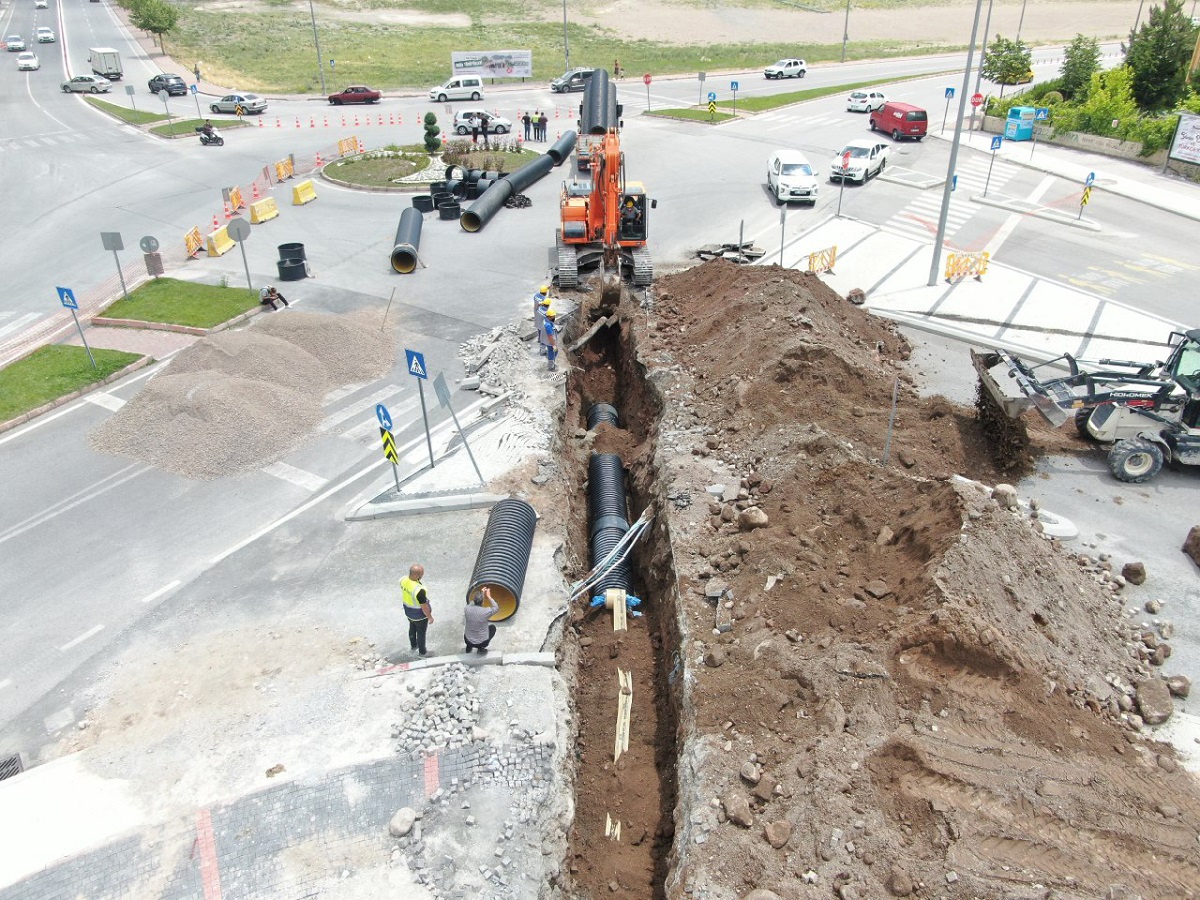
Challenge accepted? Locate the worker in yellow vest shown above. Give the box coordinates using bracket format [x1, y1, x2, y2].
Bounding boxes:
[401, 564, 435, 657]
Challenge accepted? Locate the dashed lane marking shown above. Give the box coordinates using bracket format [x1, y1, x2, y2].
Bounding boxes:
[139, 580, 182, 604]
[59, 624, 104, 652]
[262, 461, 329, 492]
[317, 384, 402, 433]
[84, 392, 126, 411]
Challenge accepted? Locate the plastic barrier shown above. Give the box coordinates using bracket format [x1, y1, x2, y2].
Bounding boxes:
[249, 197, 280, 224]
[274, 158, 295, 181]
[184, 226, 204, 258]
[228, 186, 245, 211]
[805, 245, 838, 275]
[337, 136, 358, 156]
[292, 180, 317, 206]
[206, 225, 235, 257]
[945, 251, 990, 283]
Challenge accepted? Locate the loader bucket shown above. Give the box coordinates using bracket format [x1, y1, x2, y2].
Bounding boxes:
[971, 350, 1070, 427]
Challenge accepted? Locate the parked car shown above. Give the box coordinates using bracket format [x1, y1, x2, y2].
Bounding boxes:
[35, 0, 48, 7]
[328, 85, 381, 105]
[209, 92, 267, 114]
[550, 68, 595, 93]
[429, 75, 484, 102]
[764, 58, 806, 79]
[453, 109, 513, 135]
[869, 100, 928, 141]
[767, 149, 820, 206]
[148, 73, 187, 96]
[17, 51, 39, 71]
[997, 68, 1035, 85]
[847, 90, 888, 112]
[61, 74, 111, 93]
[5, 35, 26, 52]
[36, 27, 56, 43]
[829, 138, 890, 184]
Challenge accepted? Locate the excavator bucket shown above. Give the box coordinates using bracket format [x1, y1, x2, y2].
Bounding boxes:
[971, 350, 1069, 427]
[600, 270, 622, 306]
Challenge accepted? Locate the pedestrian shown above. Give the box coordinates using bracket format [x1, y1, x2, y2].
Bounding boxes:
[193, 62, 201, 83]
[401, 564, 434, 657]
[533, 284, 552, 355]
[530, 110, 539, 142]
[544, 306, 559, 372]
[478, 111, 491, 149]
[538, 110, 549, 142]
[463, 586, 499, 655]
[259, 285, 289, 310]
[613, 59, 622, 79]
[470, 115, 479, 144]
[521, 110, 532, 141]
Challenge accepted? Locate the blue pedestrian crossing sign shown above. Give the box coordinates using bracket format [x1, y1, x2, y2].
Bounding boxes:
[730, 81, 739, 91]
[56, 286, 78, 309]
[707, 91, 716, 102]
[405, 349, 428, 380]
[375, 403, 393, 430]
[945, 87, 955, 99]
[1034, 106, 1049, 120]
[190, 84, 198, 95]
[990, 135, 1003, 151]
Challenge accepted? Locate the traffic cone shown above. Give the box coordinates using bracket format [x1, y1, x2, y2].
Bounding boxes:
[556, 131, 561, 140]
[258, 117, 264, 127]
[398, 113, 403, 125]
[295, 117, 301, 128]
[310, 117, 315, 128]
[315, 152, 323, 167]
[211, 214, 219, 232]
[357, 138, 364, 153]
[441, 133, 447, 146]
[323, 116, 328, 128]
[354, 114, 360, 126]
[389, 113, 395, 125]
[378, 115, 384, 126]
[341, 114, 346, 127]
[223, 200, 232, 219]
[275, 117, 281, 128]
[555, 107, 560, 118]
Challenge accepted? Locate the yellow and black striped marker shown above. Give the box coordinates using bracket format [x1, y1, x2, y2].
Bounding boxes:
[380, 427, 398, 464]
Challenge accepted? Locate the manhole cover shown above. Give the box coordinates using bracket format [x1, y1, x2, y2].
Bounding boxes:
[0, 753, 24, 782]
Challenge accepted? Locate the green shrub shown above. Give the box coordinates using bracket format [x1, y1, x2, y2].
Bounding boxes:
[423, 112, 441, 154]
[1042, 90, 1064, 105]
[1124, 115, 1180, 153]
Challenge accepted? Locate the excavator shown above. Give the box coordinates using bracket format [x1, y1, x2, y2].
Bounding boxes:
[554, 124, 654, 305]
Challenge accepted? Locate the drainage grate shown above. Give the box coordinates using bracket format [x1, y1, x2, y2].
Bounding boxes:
[0, 753, 24, 782]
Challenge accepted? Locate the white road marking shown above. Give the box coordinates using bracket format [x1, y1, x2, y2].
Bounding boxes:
[0, 463, 148, 546]
[0, 312, 39, 340]
[84, 392, 125, 411]
[59, 624, 104, 652]
[317, 384, 402, 432]
[139, 580, 181, 604]
[262, 461, 329, 492]
[0, 679, 11, 692]
[984, 174, 1056, 257]
[341, 396, 420, 443]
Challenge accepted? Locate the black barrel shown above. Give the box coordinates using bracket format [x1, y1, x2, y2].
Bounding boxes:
[438, 200, 460, 220]
[588, 453, 629, 533]
[547, 130, 578, 166]
[482, 170, 500, 183]
[461, 153, 556, 232]
[277, 259, 307, 281]
[467, 498, 538, 622]
[278, 242, 306, 263]
[390, 207, 422, 274]
[412, 195, 435, 213]
[428, 180, 447, 194]
[444, 165, 464, 181]
[444, 178, 463, 197]
[472, 178, 494, 199]
[466, 168, 484, 185]
[432, 190, 452, 207]
[587, 402, 620, 430]
[590, 525, 632, 593]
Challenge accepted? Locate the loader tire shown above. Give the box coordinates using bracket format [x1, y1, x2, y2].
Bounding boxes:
[1074, 407, 1097, 441]
[1108, 438, 1163, 484]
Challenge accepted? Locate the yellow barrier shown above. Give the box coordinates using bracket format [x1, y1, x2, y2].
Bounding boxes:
[184, 226, 204, 258]
[805, 245, 837, 275]
[292, 179, 317, 206]
[337, 136, 358, 156]
[228, 186, 245, 211]
[945, 251, 990, 283]
[249, 197, 280, 224]
[206, 225, 235, 257]
[274, 158, 295, 181]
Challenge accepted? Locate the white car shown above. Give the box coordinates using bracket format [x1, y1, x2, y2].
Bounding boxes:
[61, 74, 111, 93]
[5, 35, 26, 52]
[17, 51, 39, 70]
[35, 0, 48, 7]
[846, 90, 887, 112]
[829, 138, 889, 184]
[36, 27, 56, 43]
[767, 149, 820, 206]
[764, 58, 806, 80]
[453, 109, 513, 135]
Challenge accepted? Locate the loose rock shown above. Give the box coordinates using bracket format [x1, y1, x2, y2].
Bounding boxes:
[389, 807, 418, 838]
[738, 507, 770, 531]
[1121, 561, 1147, 585]
[704, 648, 727, 668]
[723, 794, 754, 828]
[1135, 678, 1174, 725]
[763, 820, 791, 849]
[1166, 674, 1191, 698]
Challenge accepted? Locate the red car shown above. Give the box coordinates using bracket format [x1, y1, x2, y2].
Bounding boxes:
[328, 85, 381, 105]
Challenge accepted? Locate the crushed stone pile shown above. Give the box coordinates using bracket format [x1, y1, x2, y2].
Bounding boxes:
[90, 310, 396, 479]
[458, 324, 556, 454]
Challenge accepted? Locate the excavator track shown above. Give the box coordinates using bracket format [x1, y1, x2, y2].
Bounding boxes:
[556, 231, 579, 289]
[632, 246, 653, 287]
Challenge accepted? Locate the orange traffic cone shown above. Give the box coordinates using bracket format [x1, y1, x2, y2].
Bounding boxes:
[276, 117, 281, 128]
[378, 115, 384, 126]
[211, 215, 219, 232]
[555, 107, 560, 118]
[341, 114, 346, 127]
[389, 113, 395, 125]
[295, 117, 301, 128]
[357, 138, 365, 153]
[310, 117, 315, 128]
[354, 114, 360, 126]
[252, 182, 260, 201]
[323, 116, 328, 128]
[258, 117, 264, 127]
[441, 133, 447, 146]
[223, 200, 232, 219]
[398, 114, 403, 125]
[315, 152, 323, 167]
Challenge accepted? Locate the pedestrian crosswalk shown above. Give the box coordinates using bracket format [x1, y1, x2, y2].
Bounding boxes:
[0, 131, 91, 153]
[883, 154, 1020, 243]
[756, 111, 844, 133]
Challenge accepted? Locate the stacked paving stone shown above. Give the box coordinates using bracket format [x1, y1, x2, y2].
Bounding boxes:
[394, 664, 480, 756]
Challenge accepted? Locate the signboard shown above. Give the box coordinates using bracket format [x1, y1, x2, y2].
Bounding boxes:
[990, 135, 1003, 151]
[730, 80, 739, 91]
[56, 286, 78, 309]
[450, 50, 532, 79]
[405, 348, 428, 380]
[1168, 112, 1200, 165]
[379, 428, 398, 464]
[970, 92, 984, 108]
[1034, 106, 1050, 121]
[707, 100, 717, 114]
[643, 73, 651, 85]
[707, 91, 716, 102]
[433, 373, 451, 408]
[375, 403, 393, 430]
[190, 84, 197, 95]
[945, 87, 955, 99]
[1085, 171, 1095, 187]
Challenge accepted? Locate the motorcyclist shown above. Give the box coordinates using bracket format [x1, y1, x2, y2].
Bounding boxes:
[201, 119, 215, 140]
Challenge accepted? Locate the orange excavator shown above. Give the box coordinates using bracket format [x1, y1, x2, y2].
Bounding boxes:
[555, 126, 654, 304]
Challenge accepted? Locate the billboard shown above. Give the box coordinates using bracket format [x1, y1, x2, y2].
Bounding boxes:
[1168, 112, 1200, 165]
[451, 50, 533, 79]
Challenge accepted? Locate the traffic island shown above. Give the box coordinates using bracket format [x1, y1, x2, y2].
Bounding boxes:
[0, 346, 147, 433]
[92, 278, 259, 331]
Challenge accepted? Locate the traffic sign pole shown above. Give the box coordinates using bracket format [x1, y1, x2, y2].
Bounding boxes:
[643, 72, 651, 112]
[942, 86, 954, 133]
[191, 83, 202, 119]
[836, 150, 850, 217]
[417, 379, 435, 468]
[984, 134, 1002, 197]
[435, 371, 483, 486]
[57, 287, 96, 370]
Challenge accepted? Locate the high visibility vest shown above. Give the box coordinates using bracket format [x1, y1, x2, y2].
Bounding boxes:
[400, 576, 424, 612]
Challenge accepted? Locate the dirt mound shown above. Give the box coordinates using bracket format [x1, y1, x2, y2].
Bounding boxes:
[254, 309, 396, 386]
[167, 330, 330, 399]
[563, 260, 1199, 899]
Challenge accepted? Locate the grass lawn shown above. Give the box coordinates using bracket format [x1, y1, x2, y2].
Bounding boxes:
[84, 97, 167, 125]
[149, 117, 250, 137]
[644, 108, 737, 124]
[102, 278, 258, 329]
[0, 346, 142, 422]
[717, 73, 952, 113]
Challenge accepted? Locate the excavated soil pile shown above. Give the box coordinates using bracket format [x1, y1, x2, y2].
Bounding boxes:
[614, 260, 1200, 899]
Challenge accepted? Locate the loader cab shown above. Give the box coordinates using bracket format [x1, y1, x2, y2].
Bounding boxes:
[618, 190, 649, 242]
[1168, 330, 1200, 392]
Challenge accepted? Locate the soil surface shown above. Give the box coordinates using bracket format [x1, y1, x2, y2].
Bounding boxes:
[558, 260, 1199, 899]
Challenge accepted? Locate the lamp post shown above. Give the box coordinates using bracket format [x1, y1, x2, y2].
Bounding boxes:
[1133, 0, 1146, 32]
[972, 0, 995, 99]
[562, 0, 570, 70]
[841, 0, 851, 63]
[1016, 0, 1028, 41]
[308, 0, 326, 93]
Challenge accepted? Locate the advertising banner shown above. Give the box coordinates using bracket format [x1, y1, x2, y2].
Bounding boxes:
[1168, 112, 1200, 165]
[451, 50, 533, 79]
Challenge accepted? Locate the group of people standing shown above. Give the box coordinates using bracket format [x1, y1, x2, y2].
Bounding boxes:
[521, 110, 550, 143]
[401, 564, 499, 658]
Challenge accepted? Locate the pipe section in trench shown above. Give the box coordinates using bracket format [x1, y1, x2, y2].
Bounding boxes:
[459, 131, 577, 232]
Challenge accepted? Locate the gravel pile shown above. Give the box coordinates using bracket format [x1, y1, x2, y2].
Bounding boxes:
[459, 325, 555, 449]
[394, 663, 481, 756]
[90, 310, 397, 479]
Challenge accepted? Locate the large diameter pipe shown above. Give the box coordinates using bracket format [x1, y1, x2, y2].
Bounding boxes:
[389, 206, 423, 274]
[581, 69, 611, 134]
[460, 152, 557, 232]
[547, 130, 578, 166]
[467, 498, 538, 621]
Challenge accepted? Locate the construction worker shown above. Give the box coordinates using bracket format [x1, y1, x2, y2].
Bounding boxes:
[544, 307, 559, 372]
[400, 564, 434, 657]
[533, 285, 552, 355]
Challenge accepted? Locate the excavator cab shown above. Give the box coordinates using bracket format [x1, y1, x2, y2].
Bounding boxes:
[618, 192, 647, 242]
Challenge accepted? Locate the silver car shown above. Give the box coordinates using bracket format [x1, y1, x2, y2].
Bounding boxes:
[17, 51, 39, 71]
[453, 109, 513, 135]
[37, 27, 56, 43]
[209, 93, 268, 115]
[5, 35, 26, 52]
[62, 74, 112, 93]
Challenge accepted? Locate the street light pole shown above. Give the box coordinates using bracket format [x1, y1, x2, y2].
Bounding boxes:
[841, 0, 851, 63]
[1016, 0, 1028, 41]
[1133, 0, 1146, 32]
[308, 0, 326, 93]
[562, 0, 570, 70]
[928, 0, 986, 287]
[972, 0, 995, 99]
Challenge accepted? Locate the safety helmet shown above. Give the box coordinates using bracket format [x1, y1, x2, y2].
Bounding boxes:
[538, 285, 550, 295]
[538, 296, 552, 307]
[625, 199, 634, 206]
[545, 307, 557, 319]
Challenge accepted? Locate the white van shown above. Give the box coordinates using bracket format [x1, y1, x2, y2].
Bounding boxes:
[429, 76, 484, 102]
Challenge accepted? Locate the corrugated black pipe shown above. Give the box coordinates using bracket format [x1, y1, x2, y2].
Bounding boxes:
[389, 207, 423, 274]
[547, 130, 578, 166]
[588, 453, 629, 534]
[590, 525, 632, 594]
[586, 403, 621, 430]
[580, 69, 611, 134]
[460, 152, 556, 232]
[466, 498, 538, 622]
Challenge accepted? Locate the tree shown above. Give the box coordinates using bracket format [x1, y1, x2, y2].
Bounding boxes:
[129, 0, 178, 51]
[1124, 0, 1199, 111]
[1060, 34, 1102, 99]
[423, 112, 442, 154]
[1052, 66, 1141, 137]
[981, 35, 1032, 86]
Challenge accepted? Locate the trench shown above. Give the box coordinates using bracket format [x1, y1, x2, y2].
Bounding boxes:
[557, 302, 683, 898]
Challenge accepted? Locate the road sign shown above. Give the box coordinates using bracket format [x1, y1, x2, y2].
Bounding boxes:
[698, 71, 706, 82]
[227, 217, 251, 242]
[952, 174, 958, 191]
[731, 80, 739, 91]
[1034, 106, 1050, 120]
[1081, 186, 1092, 206]
[139, 235, 159, 253]
[101, 232, 124, 252]
[842, 150, 851, 169]
[707, 101, 717, 114]
[405, 349, 427, 379]
[1085, 171, 1095, 187]
[190, 84, 198, 94]
[945, 86, 955, 99]
[56, 286, 77, 309]
[970, 92, 984, 108]
[707, 91, 716, 102]
[433, 372, 451, 408]
[379, 428, 398, 464]
[990, 135, 1003, 151]
[643, 73, 651, 85]
[375, 403, 393, 430]
[124, 84, 135, 96]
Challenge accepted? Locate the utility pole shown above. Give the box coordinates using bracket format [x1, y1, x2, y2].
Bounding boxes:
[562, 0, 571, 70]
[841, 0, 851, 63]
[972, 0, 995, 99]
[1133, 0, 1146, 33]
[308, 0, 326, 93]
[928, 0, 985, 287]
[1016, 0, 1028, 41]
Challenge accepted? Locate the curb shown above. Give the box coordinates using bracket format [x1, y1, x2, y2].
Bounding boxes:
[0, 355, 153, 435]
[346, 491, 508, 521]
[370, 651, 556, 675]
[91, 306, 263, 336]
[968, 193, 1103, 231]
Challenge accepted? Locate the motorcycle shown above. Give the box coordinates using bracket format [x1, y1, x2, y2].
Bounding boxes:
[196, 127, 224, 147]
